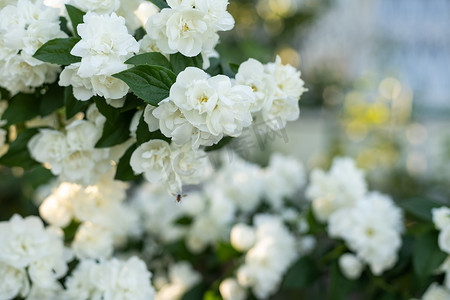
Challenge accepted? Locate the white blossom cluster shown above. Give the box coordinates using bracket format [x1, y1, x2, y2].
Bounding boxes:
[39, 172, 140, 260]
[28, 105, 126, 185]
[0, 0, 66, 94]
[425, 206, 450, 297]
[144, 0, 234, 59]
[153, 261, 201, 300]
[63, 256, 155, 300]
[59, 12, 139, 106]
[307, 157, 404, 277]
[130, 139, 210, 195]
[235, 56, 307, 130]
[0, 215, 71, 300]
[233, 214, 298, 299]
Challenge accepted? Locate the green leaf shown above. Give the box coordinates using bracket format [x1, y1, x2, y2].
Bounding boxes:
[93, 96, 120, 125]
[413, 231, 447, 284]
[400, 198, 443, 221]
[282, 256, 320, 290]
[65, 4, 86, 37]
[64, 86, 90, 119]
[39, 84, 65, 117]
[125, 52, 171, 69]
[23, 166, 54, 189]
[148, 0, 169, 10]
[180, 283, 208, 300]
[0, 128, 40, 169]
[33, 37, 81, 65]
[203, 291, 221, 300]
[0, 87, 11, 100]
[205, 136, 233, 152]
[113, 65, 176, 106]
[59, 16, 72, 36]
[205, 58, 222, 76]
[215, 242, 240, 263]
[136, 114, 170, 145]
[114, 143, 139, 181]
[3, 93, 40, 125]
[170, 53, 203, 74]
[120, 93, 144, 112]
[174, 216, 193, 226]
[95, 110, 134, 148]
[228, 62, 239, 74]
[329, 262, 357, 300]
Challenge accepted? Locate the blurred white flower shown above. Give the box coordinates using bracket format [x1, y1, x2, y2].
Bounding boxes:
[433, 207, 450, 231]
[438, 226, 450, 254]
[422, 283, 450, 300]
[70, 0, 120, 15]
[0, 262, 30, 300]
[219, 278, 247, 300]
[156, 262, 201, 300]
[339, 253, 364, 280]
[230, 223, 256, 252]
[72, 222, 114, 259]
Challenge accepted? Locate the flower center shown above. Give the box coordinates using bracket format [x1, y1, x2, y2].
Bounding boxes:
[199, 95, 208, 103]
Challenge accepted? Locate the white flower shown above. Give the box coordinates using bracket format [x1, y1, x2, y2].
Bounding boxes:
[422, 283, 450, 300]
[130, 139, 173, 182]
[439, 226, 450, 254]
[28, 129, 68, 174]
[90, 74, 129, 102]
[219, 278, 246, 300]
[328, 192, 403, 275]
[59, 63, 94, 101]
[72, 222, 114, 259]
[433, 207, 450, 231]
[186, 215, 224, 253]
[156, 262, 201, 300]
[235, 58, 275, 112]
[0, 262, 30, 300]
[339, 253, 364, 280]
[230, 223, 256, 252]
[169, 67, 254, 138]
[39, 182, 78, 227]
[194, 0, 234, 31]
[71, 12, 139, 77]
[170, 143, 209, 184]
[306, 157, 367, 222]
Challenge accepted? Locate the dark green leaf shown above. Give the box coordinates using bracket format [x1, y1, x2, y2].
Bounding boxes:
[114, 143, 139, 181]
[0, 128, 40, 169]
[205, 58, 222, 76]
[413, 231, 447, 284]
[125, 52, 171, 69]
[228, 62, 239, 74]
[134, 27, 146, 41]
[175, 216, 193, 226]
[39, 84, 65, 117]
[59, 16, 72, 36]
[95, 110, 134, 148]
[136, 114, 171, 145]
[0, 87, 11, 100]
[113, 65, 176, 106]
[170, 53, 203, 74]
[329, 262, 357, 300]
[65, 4, 86, 36]
[400, 198, 443, 221]
[33, 37, 81, 65]
[120, 93, 144, 112]
[93, 96, 120, 125]
[23, 166, 54, 189]
[205, 136, 233, 152]
[180, 283, 208, 300]
[3, 93, 40, 125]
[282, 256, 320, 290]
[203, 291, 221, 300]
[148, 0, 169, 10]
[64, 86, 90, 119]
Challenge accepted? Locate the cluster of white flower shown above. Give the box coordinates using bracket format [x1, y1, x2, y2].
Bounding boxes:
[64, 256, 155, 300]
[154, 261, 201, 300]
[39, 172, 140, 259]
[307, 157, 404, 277]
[130, 139, 210, 195]
[144, 0, 234, 59]
[426, 206, 450, 296]
[306, 157, 367, 222]
[0, 0, 66, 94]
[59, 12, 139, 106]
[236, 56, 306, 130]
[233, 214, 298, 299]
[149, 67, 255, 149]
[0, 215, 71, 300]
[28, 105, 127, 185]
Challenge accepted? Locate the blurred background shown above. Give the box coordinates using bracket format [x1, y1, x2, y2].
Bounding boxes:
[1, 0, 450, 220]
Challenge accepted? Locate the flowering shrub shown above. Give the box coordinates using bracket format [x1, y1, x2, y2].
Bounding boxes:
[0, 1, 448, 300]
